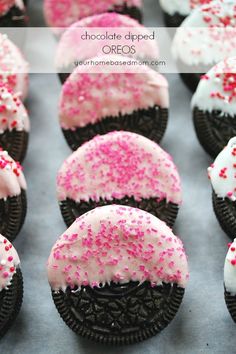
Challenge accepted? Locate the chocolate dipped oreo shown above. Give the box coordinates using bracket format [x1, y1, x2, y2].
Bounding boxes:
[0, 235, 23, 338]
[47, 205, 189, 344]
[57, 131, 182, 227]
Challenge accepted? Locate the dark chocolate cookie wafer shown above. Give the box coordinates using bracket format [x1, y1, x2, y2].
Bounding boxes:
[57, 131, 182, 227]
[212, 191, 236, 241]
[224, 288, 236, 323]
[0, 130, 29, 163]
[179, 73, 202, 93]
[163, 12, 185, 28]
[52, 281, 184, 345]
[0, 269, 23, 338]
[62, 106, 168, 151]
[0, 189, 27, 242]
[47, 205, 189, 344]
[193, 108, 236, 158]
[60, 197, 179, 228]
[0, 151, 27, 241]
[0, 4, 27, 27]
[0, 236, 23, 338]
[113, 4, 142, 23]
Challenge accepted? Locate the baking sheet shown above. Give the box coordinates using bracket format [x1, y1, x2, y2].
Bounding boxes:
[1, 1, 234, 353]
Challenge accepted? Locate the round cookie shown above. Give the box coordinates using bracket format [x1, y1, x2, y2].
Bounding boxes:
[160, 0, 212, 27]
[57, 131, 182, 228]
[192, 57, 236, 158]
[0, 84, 30, 162]
[0, 34, 29, 101]
[0, 150, 27, 241]
[47, 205, 189, 344]
[0, 0, 27, 27]
[172, 0, 236, 92]
[224, 239, 236, 323]
[56, 13, 159, 84]
[208, 137, 236, 239]
[44, 0, 143, 32]
[0, 234, 23, 338]
[59, 55, 169, 150]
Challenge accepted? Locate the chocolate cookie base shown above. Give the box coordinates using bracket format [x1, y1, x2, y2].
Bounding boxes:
[0, 269, 23, 338]
[225, 288, 236, 323]
[212, 191, 236, 240]
[59, 197, 179, 228]
[179, 73, 202, 93]
[62, 106, 168, 151]
[163, 12, 186, 27]
[193, 108, 236, 158]
[0, 130, 29, 163]
[52, 281, 184, 345]
[113, 4, 142, 23]
[0, 5, 27, 27]
[0, 189, 27, 242]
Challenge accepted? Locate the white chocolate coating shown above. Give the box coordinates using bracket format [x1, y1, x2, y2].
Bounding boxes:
[0, 234, 20, 291]
[208, 137, 236, 200]
[47, 205, 189, 291]
[224, 238, 236, 294]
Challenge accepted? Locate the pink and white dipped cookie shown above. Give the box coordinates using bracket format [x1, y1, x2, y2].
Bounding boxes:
[224, 239, 236, 322]
[56, 13, 159, 83]
[47, 205, 189, 344]
[57, 131, 182, 227]
[0, 150, 27, 241]
[44, 0, 143, 32]
[172, 0, 236, 92]
[160, 0, 212, 27]
[0, 83, 30, 163]
[0, 234, 23, 338]
[208, 137, 236, 239]
[0, 33, 29, 101]
[59, 55, 169, 150]
[192, 57, 236, 158]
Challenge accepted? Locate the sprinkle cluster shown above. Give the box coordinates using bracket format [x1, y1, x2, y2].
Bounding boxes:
[0, 150, 23, 177]
[45, 0, 142, 28]
[190, 0, 212, 10]
[57, 132, 182, 204]
[0, 33, 28, 100]
[227, 242, 236, 265]
[199, 2, 236, 27]
[0, 84, 29, 133]
[0, 235, 20, 291]
[47, 205, 189, 291]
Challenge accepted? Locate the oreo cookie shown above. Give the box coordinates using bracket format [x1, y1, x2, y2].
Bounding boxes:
[59, 55, 169, 150]
[192, 58, 236, 158]
[0, 84, 30, 163]
[47, 205, 189, 344]
[0, 2, 27, 27]
[0, 236, 23, 338]
[162, 12, 186, 28]
[62, 106, 168, 151]
[0, 151, 27, 242]
[224, 239, 236, 323]
[208, 137, 236, 240]
[52, 281, 184, 345]
[57, 131, 182, 227]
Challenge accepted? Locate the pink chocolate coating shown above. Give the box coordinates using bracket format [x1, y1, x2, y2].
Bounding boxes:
[47, 205, 189, 291]
[0, 34, 29, 101]
[0, 0, 15, 15]
[0, 84, 30, 133]
[0, 150, 26, 199]
[59, 55, 169, 130]
[0, 234, 20, 291]
[56, 13, 159, 69]
[57, 131, 182, 204]
[44, 0, 142, 29]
